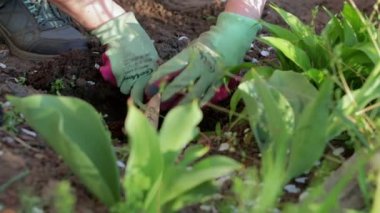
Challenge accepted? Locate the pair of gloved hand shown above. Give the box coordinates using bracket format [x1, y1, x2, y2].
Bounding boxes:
[92, 11, 261, 107]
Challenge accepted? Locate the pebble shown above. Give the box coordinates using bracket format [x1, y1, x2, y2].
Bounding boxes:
[251, 58, 259, 63]
[0, 49, 9, 58]
[94, 64, 100, 69]
[333, 147, 345, 156]
[178, 36, 190, 42]
[295, 177, 308, 184]
[0, 63, 6, 69]
[2, 137, 15, 145]
[87, 81, 96, 86]
[116, 160, 126, 169]
[284, 184, 301, 194]
[21, 128, 37, 138]
[218, 143, 230, 152]
[260, 50, 270, 57]
[299, 191, 309, 201]
[34, 153, 44, 160]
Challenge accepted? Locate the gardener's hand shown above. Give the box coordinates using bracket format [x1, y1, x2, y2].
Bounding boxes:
[148, 12, 261, 105]
[92, 12, 159, 102]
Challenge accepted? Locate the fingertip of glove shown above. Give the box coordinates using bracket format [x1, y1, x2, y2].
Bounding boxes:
[100, 53, 117, 86]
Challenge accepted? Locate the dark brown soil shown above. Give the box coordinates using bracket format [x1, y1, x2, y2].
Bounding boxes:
[0, 0, 376, 212]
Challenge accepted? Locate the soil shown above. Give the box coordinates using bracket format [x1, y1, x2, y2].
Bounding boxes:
[0, 0, 376, 212]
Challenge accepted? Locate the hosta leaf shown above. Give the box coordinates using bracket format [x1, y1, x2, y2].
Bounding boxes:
[8, 95, 120, 206]
[179, 145, 209, 167]
[164, 182, 217, 212]
[125, 103, 163, 210]
[260, 37, 311, 71]
[161, 156, 241, 205]
[267, 71, 318, 120]
[239, 72, 295, 148]
[287, 79, 333, 179]
[160, 101, 202, 162]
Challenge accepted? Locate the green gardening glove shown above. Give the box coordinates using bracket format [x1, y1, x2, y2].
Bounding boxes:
[92, 12, 159, 101]
[148, 12, 261, 105]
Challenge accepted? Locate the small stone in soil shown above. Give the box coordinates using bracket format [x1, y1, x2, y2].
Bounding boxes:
[284, 184, 301, 194]
[218, 143, 230, 151]
[251, 58, 259, 63]
[21, 128, 37, 138]
[333, 147, 345, 156]
[117, 160, 126, 169]
[87, 81, 96, 86]
[295, 177, 308, 184]
[299, 191, 309, 201]
[260, 50, 270, 57]
[0, 63, 6, 69]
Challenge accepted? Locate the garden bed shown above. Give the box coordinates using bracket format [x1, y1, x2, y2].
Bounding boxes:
[0, 0, 376, 212]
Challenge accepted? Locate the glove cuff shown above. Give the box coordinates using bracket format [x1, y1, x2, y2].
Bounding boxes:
[90, 12, 140, 45]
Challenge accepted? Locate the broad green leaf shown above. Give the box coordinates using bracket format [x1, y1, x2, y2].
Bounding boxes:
[352, 43, 380, 64]
[287, 79, 333, 179]
[270, 4, 314, 38]
[342, 18, 358, 46]
[160, 101, 202, 161]
[342, 2, 368, 41]
[260, 37, 312, 71]
[8, 95, 120, 206]
[164, 182, 217, 212]
[321, 16, 343, 45]
[267, 71, 318, 120]
[161, 156, 241, 205]
[261, 21, 299, 42]
[239, 72, 295, 150]
[179, 145, 209, 167]
[125, 103, 163, 211]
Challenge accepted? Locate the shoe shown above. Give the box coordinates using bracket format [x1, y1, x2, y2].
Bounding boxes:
[0, 0, 88, 60]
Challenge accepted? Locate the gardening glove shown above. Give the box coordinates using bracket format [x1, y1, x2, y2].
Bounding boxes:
[148, 12, 261, 105]
[91, 12, 159, 102]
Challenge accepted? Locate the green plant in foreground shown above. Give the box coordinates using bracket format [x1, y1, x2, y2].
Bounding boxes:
[8, 95, 240, 212]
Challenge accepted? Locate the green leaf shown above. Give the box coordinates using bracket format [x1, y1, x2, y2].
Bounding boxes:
[125, 103, 163, 211]
[159, 101, 202, 162]
[321, 16, 343, 45]
[239, 72, 295, 149]
[161, 156, 241, 205]
[342, 18, 358, 46]
[164, 182, 217, 212]
[179, 145, 209, 167]
[260, 37, 312, 71]
[267, 71, 318, 120]
[287, 79, 333, 179]
[329, 63, 380, 139]
[270, 4, 314, 38]
[342, 2, 368, 41]
[8, 95, 120, 206]
[261, 21, 299, 42]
